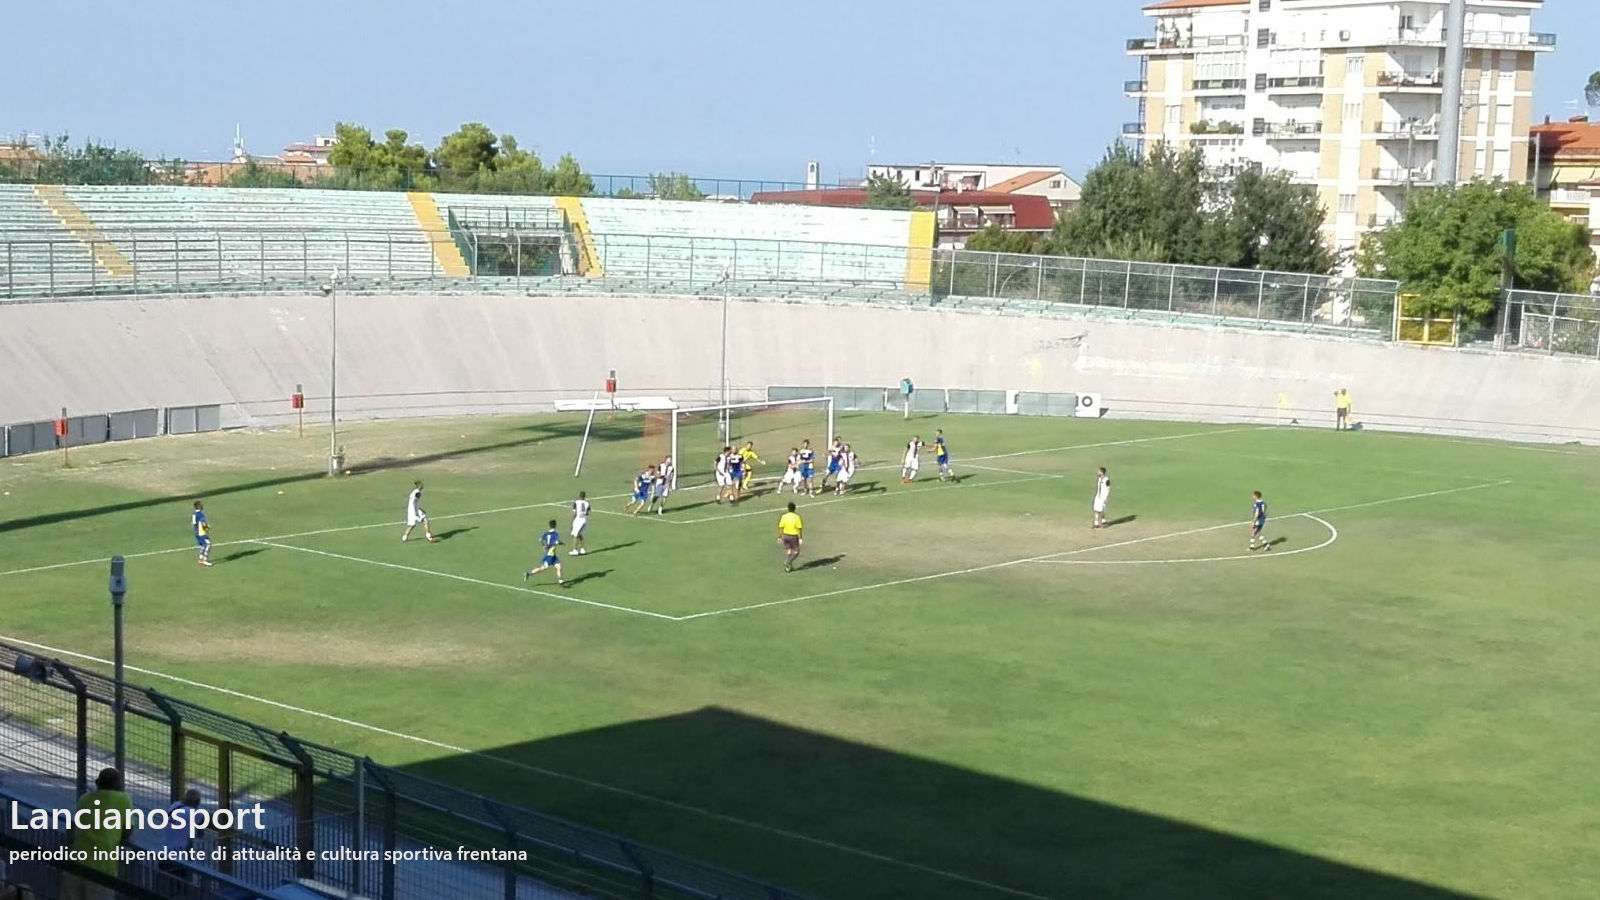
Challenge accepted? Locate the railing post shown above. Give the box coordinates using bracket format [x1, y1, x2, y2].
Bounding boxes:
[387, 232, 394, 284]
[1256, 272, 1266, 319]
[1301, 278, 1311, 323]
[344, 233, 351, 279]
[259, 233, 266, 291]
[216, 234, 222, 286]
[48, 240, 56, 297]
[645, 235, 652, 285]
[1123, 260, 1132, 309]
[1167, 266, 1176, 311]
[515, 232, 522, 289]
[1547, 296, 1557, 353]
[1036, 259, 1044, 301]
[6, 240, 12, 298]
[302, 233, 308, 285]
[1212, 267, 1220, 315]
[1078, 258, 1087, 304]
[174, 235, 180, 289]
[133, 235, 140, 294]
[990, 252, 1000, 296]
[950, 250, 957, 296]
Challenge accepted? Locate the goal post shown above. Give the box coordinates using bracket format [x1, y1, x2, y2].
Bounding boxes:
[669, 396, 834, 490]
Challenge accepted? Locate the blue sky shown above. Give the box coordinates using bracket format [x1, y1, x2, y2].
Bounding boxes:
[2, 0, 1591, 183]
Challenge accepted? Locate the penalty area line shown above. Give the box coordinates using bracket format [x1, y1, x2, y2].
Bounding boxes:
[250, 540, 681, 622]
[676, 480, 1509, 621]
[0, 637, 1059, 900]
[1032, 513, 1339, 565]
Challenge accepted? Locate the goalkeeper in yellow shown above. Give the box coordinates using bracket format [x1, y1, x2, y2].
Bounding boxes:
[739, 441, 762, 493]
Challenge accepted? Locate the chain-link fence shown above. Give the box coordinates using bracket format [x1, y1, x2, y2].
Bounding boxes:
[0, 641, 818, 900]
[1500, 289, 1600, 358]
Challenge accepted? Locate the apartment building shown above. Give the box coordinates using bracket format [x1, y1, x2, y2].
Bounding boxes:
[1125, 0, 1553, 254]
[864, 163, 1082, 210]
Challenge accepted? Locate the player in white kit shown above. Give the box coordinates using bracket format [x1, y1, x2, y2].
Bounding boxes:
[901, 436, 923, 483]
[651, 455, 674, 514]
[401, 481, 438, 543]
[834, 444, 857, 495]
[1092, 467, 1112, 528]
[570, 491, 591, 554]
[777, 448, 801, 494]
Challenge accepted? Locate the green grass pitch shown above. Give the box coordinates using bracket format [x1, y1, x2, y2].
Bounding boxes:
[2, 410, 1598, 900]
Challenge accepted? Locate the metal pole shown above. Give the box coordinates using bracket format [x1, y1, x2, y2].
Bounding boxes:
[329, 272, 339, 475]
[1437, 0, 1466, 184]
[110, 556, 127, 772]
[720, 274, 730, 439]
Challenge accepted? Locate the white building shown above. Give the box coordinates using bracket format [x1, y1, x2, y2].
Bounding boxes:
[1126, 0, 1554, 254]
[865, 163, 1082, 209]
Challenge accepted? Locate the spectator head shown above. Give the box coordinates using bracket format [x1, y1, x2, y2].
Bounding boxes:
[181, 788, 202, 807]
[95, 768, 123, 791]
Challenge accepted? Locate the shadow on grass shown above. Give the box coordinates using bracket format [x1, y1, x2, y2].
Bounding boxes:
[432, 526, 478, 542]
[1105, 515, 1139, 527]
[563, 569, 612, 587]
[215, 547, 268, 564]
[795, 554, 845, 571]
[582, 541, 640, 556]
[397, 708, 1480, 900]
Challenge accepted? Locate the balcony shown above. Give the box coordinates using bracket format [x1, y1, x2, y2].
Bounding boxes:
[1377, 70, 1443, 90]
[1375, 120, 1440, 138]
[1127, 33, 1246, 53]
[1191, 120, 1245, 135]
[1548, 187, 1594, 206]
[1366, 214, 1401, 228]
[1464, 30, 1556, 50]
[1372, 166, 1434, 185]
[1122, 122, 1145, 135]
[1254, 121, 1323, 138]
[1192, 78, 1247, 93]
[1124, 79, 1148, 94]
[1265, 75, 1325, 93]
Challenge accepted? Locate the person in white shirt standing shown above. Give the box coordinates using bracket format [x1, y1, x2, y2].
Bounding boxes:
[653, 455, 675, 514]
[570, 491, 591, 554]
[835, 444, 857, 495]
[1092, 467, 1112, 529]
[402, 481, 438, 543]
[901, 436, 923, 484]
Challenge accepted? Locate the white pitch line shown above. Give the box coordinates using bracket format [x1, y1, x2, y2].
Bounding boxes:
[676, 481, 1509, 621]
[250, 540, 681, 621]
[962, 425, 1263, 462]
[669, 474, 1056, 525]
[1033, 513, 1339, 565]
[961, 462, 1066, 478]
[0, 637, 1058, 900]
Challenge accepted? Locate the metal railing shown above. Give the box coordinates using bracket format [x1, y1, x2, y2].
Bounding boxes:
[0, 228, 1403, 339]
[0, 641, 817, 900]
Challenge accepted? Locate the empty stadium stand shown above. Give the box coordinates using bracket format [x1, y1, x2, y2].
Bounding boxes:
[0, 184, 111, 295]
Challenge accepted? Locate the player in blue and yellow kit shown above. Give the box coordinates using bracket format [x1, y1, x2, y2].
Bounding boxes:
[1249, 491, 1269, 551]
[797, 440, 817, 496]
[727, 448, 745, 503]
[933, 429, 952, 482]
[191, 501, 213, 567]
[524, 519, 567, 585]
[627, 467, 654, 515]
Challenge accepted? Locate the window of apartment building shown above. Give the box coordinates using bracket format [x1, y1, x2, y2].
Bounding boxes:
[1398, 14, 1415, 32]
[1050, 179, 1062, 189]
[1166, 104, 1183, 125]
[1493, 147, 1511, 176]
[1258, 0, 1270, 9]
[1195, 52, 1244, 80]
[1338, 193, 1357, 214]
[1345, 56, 1364, 77]
[1343, 101, 1363, 128]
[1475, 146, 1488, 177]
[1257, 28, 1273, 48]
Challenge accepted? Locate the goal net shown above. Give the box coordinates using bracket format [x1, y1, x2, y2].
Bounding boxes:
[669, 396, 834, 490]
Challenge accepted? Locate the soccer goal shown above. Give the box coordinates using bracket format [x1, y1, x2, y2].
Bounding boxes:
[668, 396, 834, 490]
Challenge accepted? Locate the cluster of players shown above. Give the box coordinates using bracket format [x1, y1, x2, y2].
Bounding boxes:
[187, 433, 1272, 580]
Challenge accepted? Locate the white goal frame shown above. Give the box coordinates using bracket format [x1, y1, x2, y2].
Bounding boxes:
[669, 396, 834, 490]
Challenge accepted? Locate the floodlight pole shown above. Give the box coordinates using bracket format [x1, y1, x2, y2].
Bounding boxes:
[719, 272, 730, 440]
[328, 270, 340, 476]
[109, 555, 127, 772]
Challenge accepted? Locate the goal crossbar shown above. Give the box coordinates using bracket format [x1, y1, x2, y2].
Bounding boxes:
[669, 395, 834, 490]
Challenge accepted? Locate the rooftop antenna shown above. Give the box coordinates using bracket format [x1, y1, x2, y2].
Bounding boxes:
[232, 124, 246, 163]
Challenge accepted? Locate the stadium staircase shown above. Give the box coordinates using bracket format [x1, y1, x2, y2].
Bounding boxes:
[405, 191, 471, 275]
[33, 183, 135, 277]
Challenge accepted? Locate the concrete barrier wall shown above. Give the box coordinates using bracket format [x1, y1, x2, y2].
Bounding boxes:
[2, 292, 1597, 443]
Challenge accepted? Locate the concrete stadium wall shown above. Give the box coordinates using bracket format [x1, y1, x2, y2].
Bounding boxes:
[2, 291, 1597, 444]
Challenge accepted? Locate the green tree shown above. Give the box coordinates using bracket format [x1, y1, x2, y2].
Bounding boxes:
[647, 172, 705, 201]
[1050, 142, 1210, 264]
[223, 160, 302, 188]
[1215, 167, 1335, 274]
[864, 173, 915, 210]
[964, 226, 1044, 255]
[1586, 70, 1600, 108]
[28, 134, 163, 185]
[433, 122, 499, 191]
[1358, 180, 1595, 322]
[545, 153, 593, 196]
